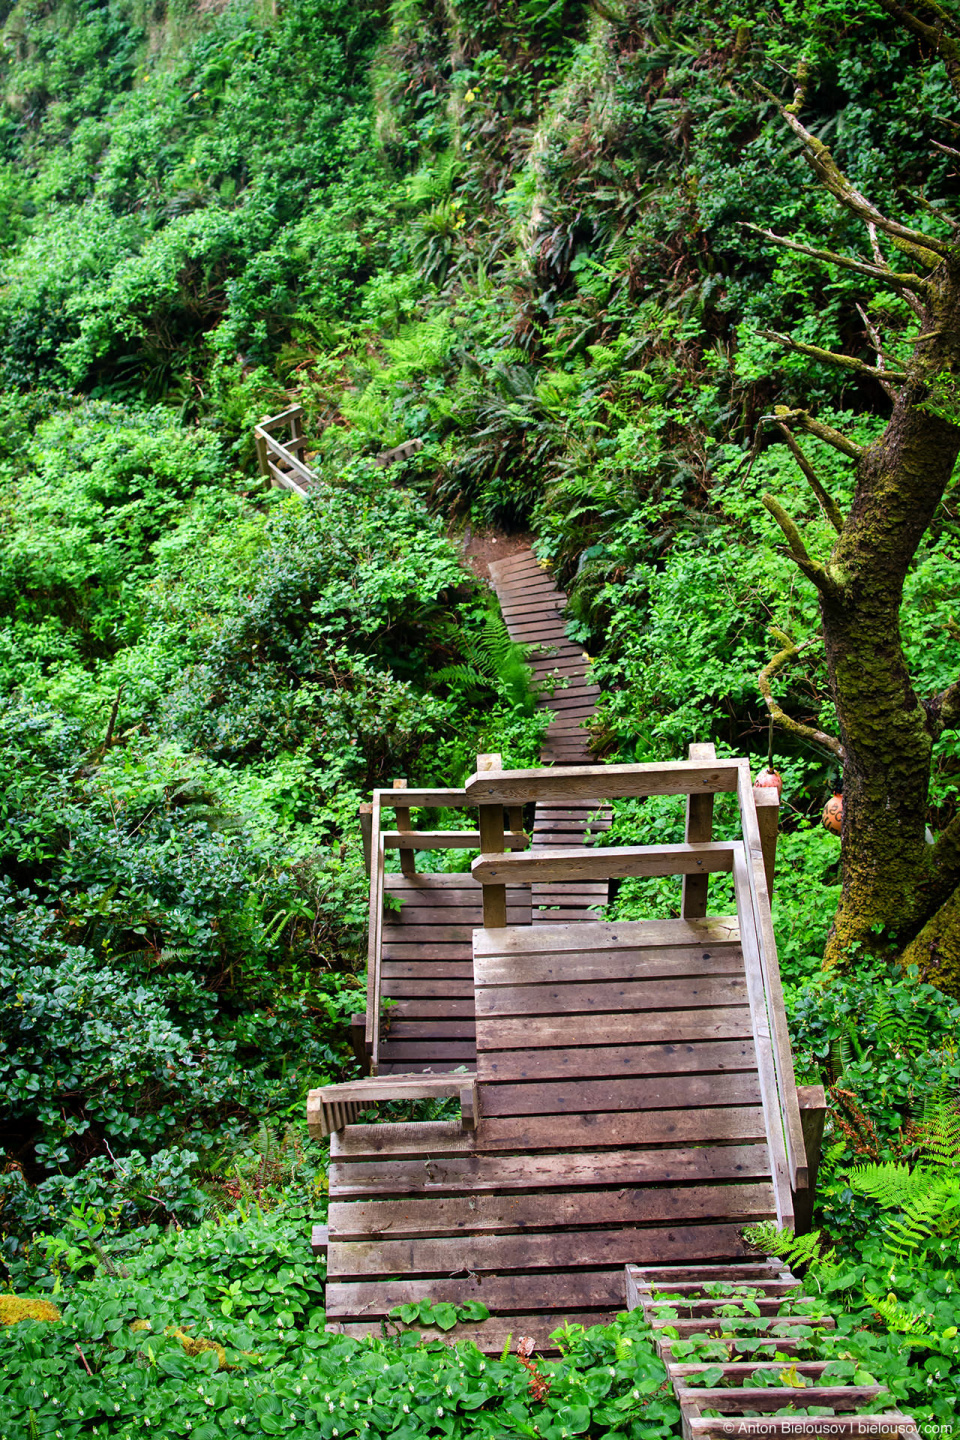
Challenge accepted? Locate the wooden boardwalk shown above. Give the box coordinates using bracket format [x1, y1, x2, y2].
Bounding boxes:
[489, 549, 610, 926]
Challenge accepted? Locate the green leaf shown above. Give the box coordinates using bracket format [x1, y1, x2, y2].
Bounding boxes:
[431, 1303, 459, 1331]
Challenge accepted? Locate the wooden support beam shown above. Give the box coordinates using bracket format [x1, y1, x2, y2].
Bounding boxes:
[682, 742, 716, 919]
[382, 830, 529, 850]
[794, 1083, 828, 1235]
[477, 754, 507, 928]
[348, 1014, 369, 1074]
[473, 841, 736, 885]
[753, 784, 780, 899]
[393, 778, 416, 877]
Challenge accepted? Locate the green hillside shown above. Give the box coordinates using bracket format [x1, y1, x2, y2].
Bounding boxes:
[1, 0, 959, 1432]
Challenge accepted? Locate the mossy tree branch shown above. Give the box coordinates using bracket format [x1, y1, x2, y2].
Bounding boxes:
[773, 103, 951, 263]
[875, 0, 960, 99]
[757, 629, 845, 761]
[773, 422, 845, 532]
[924, 677, 960, 738]
[763, 407, 865, 460]
[741, 223, 932, 296]
[761, 494, 842, 598]
[759, 328, 908, 383]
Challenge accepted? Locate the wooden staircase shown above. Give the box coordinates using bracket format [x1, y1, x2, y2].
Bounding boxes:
[311, 750, 826, 1348]
[628, 1262, 921, 1438]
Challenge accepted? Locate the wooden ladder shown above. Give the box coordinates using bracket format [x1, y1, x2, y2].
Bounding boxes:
[627, 1261, 920, 1439]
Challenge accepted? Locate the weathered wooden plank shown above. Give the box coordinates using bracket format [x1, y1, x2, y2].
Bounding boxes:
[382, 962, 475, 980]
[328, 1222, 752, 1277]
[376, 1042, 476, 1063]
[328, 1314, 615, 1353]
[384, 998, 475, 1018]
[474, 916, 740, 955]
[474, 944, 743, 985]
[474, 974, 748, 1017]
[329, 1183, 774, 1241]
[474, 1106, 768, 1151]
[479, 1071, 761, 1116]
[478, 1039, 757, 1082]
[475, 1006, 755, 1049]
[379, 1019, 474, 1042]
[329, 1143, 772, 1195]
[383, 980, 475, 997]
[325, 1271, 624, 1317]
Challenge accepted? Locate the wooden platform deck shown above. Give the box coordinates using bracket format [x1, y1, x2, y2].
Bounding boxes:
[489, 549, 610, 925]
[313, 751, 824, 1354]
[325, 913, 776, 1352]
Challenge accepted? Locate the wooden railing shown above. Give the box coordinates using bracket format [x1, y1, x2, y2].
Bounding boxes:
[254, 405, 318, 495]
[361, 767, 527, 1075]
[463, 749, 808, 1230]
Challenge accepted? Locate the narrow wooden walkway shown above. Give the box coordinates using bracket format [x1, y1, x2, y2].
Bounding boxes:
[489, 549, 610, 926]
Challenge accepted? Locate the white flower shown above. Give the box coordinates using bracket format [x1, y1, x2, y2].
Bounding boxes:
[632, 1390, 640, 1399]
[608, 1366, 616, 1375]
[437, 1407, 444, 1417]
[403, 1404, 409, 1414]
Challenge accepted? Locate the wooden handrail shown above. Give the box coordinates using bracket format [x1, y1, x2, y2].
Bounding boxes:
[463, 759, 740, 804]
[254, 405, 318, 494]
[735, 760, 807, 1199]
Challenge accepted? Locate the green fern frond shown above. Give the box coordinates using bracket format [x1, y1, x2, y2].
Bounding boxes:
[865, 1290, 935, 1338]
[741, 1222, 833, 1275]
[916, 1091, 960, 1169]
[849, 1162, 928, 1213]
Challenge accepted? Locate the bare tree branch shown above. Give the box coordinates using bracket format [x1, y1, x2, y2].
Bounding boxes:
[855, 303, 900, 401]
[774, 422, 845, 531]
[762, 494, 842, 597]
[758, 628, 846, 760]
[741, 222, 932, 293]
[762, 407, 865, 460]
[767, 97, 952, 261]
[760, 327, 909, 382]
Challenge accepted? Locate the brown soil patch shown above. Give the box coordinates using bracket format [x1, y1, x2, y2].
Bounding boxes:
[453, 524, 536, 582]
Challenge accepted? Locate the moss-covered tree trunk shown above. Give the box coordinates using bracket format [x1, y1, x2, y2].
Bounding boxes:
[757, 102, 960, 992]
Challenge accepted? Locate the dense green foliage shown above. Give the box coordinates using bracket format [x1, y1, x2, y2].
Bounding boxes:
[1, 0, 959, 1430]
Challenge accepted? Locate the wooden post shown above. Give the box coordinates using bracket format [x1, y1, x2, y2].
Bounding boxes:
[507, 805, 524, 836]
[392, 778, 416, 876]
[794, 1084, 828, 1235]
[255, 420, 271, 481]
[477, 754, 507, 928]
[681, 741, 716, 919]
[289, 407, 304, 445]
[359, 803, 373, 877]
[753, 784, 780, 900]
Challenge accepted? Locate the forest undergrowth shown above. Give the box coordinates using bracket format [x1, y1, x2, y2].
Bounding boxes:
[1, 0, 959, 1433]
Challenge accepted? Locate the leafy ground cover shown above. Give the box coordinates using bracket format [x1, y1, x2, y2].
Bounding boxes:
[1, 0, 958, 1430]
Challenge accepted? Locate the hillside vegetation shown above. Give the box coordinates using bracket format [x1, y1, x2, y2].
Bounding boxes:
[1, 0, 959, 1433]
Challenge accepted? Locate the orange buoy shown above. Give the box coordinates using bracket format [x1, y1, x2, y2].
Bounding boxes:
[755, 767, 783, 799]
[822, 793, 843, 835]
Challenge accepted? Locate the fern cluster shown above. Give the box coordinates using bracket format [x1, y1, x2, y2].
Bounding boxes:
[433, 603, 538, 717]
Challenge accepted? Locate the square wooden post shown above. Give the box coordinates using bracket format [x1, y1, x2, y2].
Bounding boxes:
[392, 778, 416, 876]
[681, 741, 716, 919]
[359, 802, 373, 877]
[477, 753, 507, 928]
[753, 783, 780, 899]
[255, 419, 271, 481]
[794, 1084, 828, 1234]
